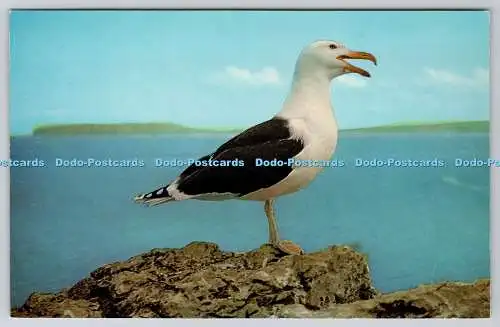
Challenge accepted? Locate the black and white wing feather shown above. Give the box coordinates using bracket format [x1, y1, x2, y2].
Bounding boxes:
[134, 117, 304, 205]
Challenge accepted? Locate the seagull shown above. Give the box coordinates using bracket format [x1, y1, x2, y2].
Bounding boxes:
[134, 40, 376, 255]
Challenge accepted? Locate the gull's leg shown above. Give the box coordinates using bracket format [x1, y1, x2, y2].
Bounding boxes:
[264, 199, 304, 255]
[265, 199, 279, 244]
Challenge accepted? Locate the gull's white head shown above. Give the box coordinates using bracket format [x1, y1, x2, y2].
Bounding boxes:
[296, 40, 377, 80]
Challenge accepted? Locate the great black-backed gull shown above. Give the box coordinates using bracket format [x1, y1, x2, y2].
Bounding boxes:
[134, 40, 376, 255]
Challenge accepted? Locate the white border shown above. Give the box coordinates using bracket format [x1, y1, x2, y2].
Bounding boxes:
[1, 1, 497, 326]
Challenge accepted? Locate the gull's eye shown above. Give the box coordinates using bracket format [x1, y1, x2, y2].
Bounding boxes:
[329, 44, 337, 49]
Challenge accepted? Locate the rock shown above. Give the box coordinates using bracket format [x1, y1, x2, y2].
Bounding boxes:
[11, 242, 489, 318]
[277, 279, 490, 318]
[11, 293, 103, 318]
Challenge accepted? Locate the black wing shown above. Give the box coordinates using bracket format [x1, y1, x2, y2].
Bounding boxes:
[177, 139, 303, 196]
[178, 117, 294, 179]
[213, 117, 293, 154]
[176, 117, 304, 197]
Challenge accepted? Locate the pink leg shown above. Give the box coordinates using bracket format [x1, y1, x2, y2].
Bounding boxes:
[264, 199, 304, 255]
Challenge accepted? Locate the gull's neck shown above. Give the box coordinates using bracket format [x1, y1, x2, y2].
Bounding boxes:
[276, 67, 336, 122]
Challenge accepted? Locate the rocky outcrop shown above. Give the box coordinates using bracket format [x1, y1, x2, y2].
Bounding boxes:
[11, 242, 490, 318]
[277, 279, 490, 318]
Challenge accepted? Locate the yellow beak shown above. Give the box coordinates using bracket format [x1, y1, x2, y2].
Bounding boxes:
[337, 51, 377, 77]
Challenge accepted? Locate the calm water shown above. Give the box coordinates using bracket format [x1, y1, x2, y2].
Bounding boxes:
[10, 133, 490, 306]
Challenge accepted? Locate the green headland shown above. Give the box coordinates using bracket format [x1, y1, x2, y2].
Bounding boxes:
[342, 120, 489, 133]
[30, 120, 489, 136]
[32, 122, 243, 136]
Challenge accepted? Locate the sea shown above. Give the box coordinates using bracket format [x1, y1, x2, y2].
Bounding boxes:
[10, 132, 490, 306]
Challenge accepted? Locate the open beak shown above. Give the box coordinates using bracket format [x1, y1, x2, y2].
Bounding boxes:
[337, 51, 377, 77]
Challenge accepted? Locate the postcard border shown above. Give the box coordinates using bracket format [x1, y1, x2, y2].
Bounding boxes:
[1, 1, 497, 326]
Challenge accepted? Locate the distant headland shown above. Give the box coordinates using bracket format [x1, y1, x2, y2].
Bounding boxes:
[30, 120, 489, 136]
[32, 122, 243, 136]
[343, 120, 489, 133]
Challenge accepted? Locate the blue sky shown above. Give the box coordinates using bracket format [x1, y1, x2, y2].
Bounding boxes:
[9, 10, 490, 134]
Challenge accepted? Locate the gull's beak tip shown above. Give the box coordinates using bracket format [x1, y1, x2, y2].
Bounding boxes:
[367, 53, 377, 66]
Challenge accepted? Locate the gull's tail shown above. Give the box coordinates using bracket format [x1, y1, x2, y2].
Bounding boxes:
[134, 185, 175, 206]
